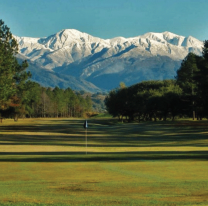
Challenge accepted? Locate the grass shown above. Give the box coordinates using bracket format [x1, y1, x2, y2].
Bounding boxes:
[91, 113, 113, 118]
[0, 118, 208, 205]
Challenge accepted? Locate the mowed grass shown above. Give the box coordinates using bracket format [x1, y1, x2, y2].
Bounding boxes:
[0, 118, 208, 206]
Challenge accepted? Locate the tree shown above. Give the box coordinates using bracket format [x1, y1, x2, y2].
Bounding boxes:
[105, 90, 121, 118]
[119, 82, 126, 89]
[105, 80, 184, 122]
[85, 95, 92, 114]
[0, 19, 31, 118]
[202, 40, 208, 61]
[176, 53, 200, 120]
[22, 81, 41, 117]
[198, 40, 208, 117]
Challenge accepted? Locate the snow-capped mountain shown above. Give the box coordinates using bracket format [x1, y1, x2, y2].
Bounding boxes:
[15, 29, 203, 91]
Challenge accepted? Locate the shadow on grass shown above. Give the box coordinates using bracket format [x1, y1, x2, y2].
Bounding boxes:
[0, 128, 207, 147]
[0, 151, 207, 162]
[0, 119, 208, 158]
[0, 139, 207, 148]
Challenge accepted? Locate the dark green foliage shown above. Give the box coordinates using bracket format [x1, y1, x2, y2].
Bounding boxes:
[22, 81, 42, 117]
[176, 53, 199, 95]
[197, 41, 208, 116]
[105, 80, 183, 121]
[202, 40, 208, 61]
[176, 41, 208, 118]
[24, 85, 92, 118]
[176, 53, 200, 119]
[0, 19, 31, 116]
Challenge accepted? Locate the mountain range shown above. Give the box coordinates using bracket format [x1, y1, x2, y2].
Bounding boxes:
[15, 30, 203, 92]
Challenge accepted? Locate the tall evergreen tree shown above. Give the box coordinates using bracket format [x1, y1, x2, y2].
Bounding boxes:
[176, 53, 200, 119]
[0, 19, 31, 116]
[198, 40, 208, 117]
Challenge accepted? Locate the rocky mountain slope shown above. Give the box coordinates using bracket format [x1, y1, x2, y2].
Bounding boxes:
[15, 30, 203, 91]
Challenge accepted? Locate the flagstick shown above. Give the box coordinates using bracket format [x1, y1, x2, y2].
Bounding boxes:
[85, 128, 87, 155]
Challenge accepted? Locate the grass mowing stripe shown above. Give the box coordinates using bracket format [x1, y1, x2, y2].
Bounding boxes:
[0, 118, 208, 205]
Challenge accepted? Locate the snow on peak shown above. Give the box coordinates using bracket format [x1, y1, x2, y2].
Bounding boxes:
[136, 31, 203, 47]
[36, 28, 106, 50]
[58, 29, 89, 40]
[161, 31, 185, 46]
[15, 29, 203, 70]
[14, 35, 40, 44]
[109, 36, 127, 45]
[140, 32, 165, 40]
[162, 31, 182, 38]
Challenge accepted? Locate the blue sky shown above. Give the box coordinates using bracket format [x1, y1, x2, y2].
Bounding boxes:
[0, 0, 208, 40]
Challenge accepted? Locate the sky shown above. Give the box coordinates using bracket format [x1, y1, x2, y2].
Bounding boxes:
[0, 0, 208, 41]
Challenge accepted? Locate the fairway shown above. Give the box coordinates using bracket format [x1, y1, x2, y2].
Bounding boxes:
[0, 118, 208, 206]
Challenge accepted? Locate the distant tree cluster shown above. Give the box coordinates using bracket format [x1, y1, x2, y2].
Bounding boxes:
[105, 80, 183, 121]
[19, 83, 92, 118]
[0, 81, 92, 119]
[105, 40, 208, 121]
[0, 20, 92, 119]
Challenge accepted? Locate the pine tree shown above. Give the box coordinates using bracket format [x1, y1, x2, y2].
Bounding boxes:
[0, 19, 31, 115]
[176, 53, 200, 119]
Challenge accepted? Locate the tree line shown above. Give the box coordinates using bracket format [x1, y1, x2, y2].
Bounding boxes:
[0, 19, 92, 120]
[14, 81, 92, 118]
[105, 41, 208, 122]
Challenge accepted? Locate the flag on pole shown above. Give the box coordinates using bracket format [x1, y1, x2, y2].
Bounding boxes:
[83, 120, 88, 129]
[84, 120, 88, 155]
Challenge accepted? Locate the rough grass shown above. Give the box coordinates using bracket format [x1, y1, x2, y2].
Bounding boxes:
[0, 118, 208, 206]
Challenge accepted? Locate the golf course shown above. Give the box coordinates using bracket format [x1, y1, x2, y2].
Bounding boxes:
[0, 118, 207, 206]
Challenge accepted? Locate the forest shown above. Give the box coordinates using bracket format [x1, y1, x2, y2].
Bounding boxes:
[0, 79, 93, 119]
[105, 42, 208, 122]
